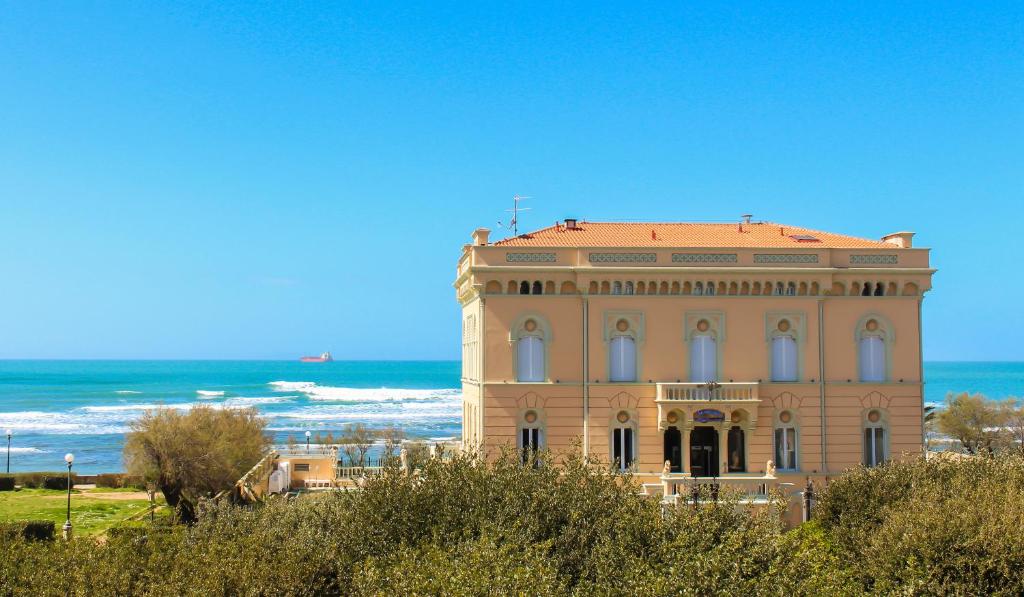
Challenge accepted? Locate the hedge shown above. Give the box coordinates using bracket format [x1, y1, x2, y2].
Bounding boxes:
[95, 473, 146, 489]
[0, 475, 14, 491]
[14, 472, 68, 489]
[0, 520, 55, 541]
[42, 475, 72, 491]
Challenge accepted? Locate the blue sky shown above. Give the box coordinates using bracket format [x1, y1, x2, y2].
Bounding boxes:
[1, 3, 1021, 360]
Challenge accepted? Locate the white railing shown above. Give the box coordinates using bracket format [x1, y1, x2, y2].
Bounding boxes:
[656, 382, 759, 402]
[661, 473, 781, 504]
[336, 465, 385, 479]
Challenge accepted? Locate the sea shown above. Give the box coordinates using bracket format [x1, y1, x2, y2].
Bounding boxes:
[0, 360, 1021, 473]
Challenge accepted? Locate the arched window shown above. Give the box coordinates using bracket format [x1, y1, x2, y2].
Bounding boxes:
[705, 282, 716, 296]
[609, 336, 637, 382]
[858, 317, 888, 382]
[771, 336, 797, 381]
[612, 281, 623, 295]
[861, 283, 871, 296]
[774, 282, 784, 296]
[624, 281, 634, 295]
[531, 281, 543, 295]
[611, 411, 636, 471]
[519, 410, 544, 466]
[786, 282, 796, 296]
[690, 331, 717, 382]
[693, 282, 704, 296]
[774, 410, 798, 471]
[864, 409, 887, 467]
[513, 316, 549, 382]
[873, 282, 884, 296]
[519, 281, 530, 295]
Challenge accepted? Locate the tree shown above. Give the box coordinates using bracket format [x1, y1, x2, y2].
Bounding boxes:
[377, 425, 405, 464]
[338, 423, 373, 466]
[1001, 398, 1024, 455]
[123, 405, 270, 523]
[936, 392, 1007, 454]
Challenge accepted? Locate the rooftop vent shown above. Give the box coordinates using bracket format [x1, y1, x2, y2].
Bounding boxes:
[741, 214, 753, 224]
[789, 234, 821, 243]
[564, 218, 579, 230]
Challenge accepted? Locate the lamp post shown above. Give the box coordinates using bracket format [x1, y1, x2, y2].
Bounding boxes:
[5, 429, 11, 474]
[62, 453, 74, 540]
[305, 431, 311, 453]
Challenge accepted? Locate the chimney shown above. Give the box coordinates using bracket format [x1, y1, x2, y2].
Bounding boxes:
[564, 218, 579, 230]
[742, 214, 753, 224]
[471, 228, 490, 246]
[881, 231, 914, 248]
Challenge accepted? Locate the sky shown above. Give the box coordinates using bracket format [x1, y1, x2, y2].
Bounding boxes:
[0, 2, 1021, 360]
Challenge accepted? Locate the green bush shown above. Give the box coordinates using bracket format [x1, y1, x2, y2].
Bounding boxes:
[817, 454, 1024, 594]
[94, 473, 121, 488]
[0, 520, 56, 541]
[1, 451, 1020, 594]
[0, 475, 14, 491]
[14, 471, 67, 489]
[42, 475, 72, 491]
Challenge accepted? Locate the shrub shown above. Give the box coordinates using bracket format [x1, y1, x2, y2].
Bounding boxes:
[94, 473, 121, 488]
[817, 454, 1024, 593]
[0, 475, 14, 491]
[0, 521, 55, 541]
[42, 475, 72, 490]
[14, 471, 66, 488]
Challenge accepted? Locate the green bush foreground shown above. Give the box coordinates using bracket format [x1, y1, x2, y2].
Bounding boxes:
[1, 452, 1022, 596]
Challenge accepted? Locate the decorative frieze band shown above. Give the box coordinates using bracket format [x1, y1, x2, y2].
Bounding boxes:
[506, 252, 556, 263]
[671, 253, 738, 264]
[754, 254, 819, 264]
[589, 252, 657, 263]
[850, 254, 898, 265]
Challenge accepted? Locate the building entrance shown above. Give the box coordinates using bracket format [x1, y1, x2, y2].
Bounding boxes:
[690, 427, 719, 477]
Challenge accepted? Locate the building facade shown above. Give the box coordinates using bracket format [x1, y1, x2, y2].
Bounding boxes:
[455, 219, 933, 485]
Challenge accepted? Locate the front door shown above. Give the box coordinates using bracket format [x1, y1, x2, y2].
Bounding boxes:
[689, 427, 719, 477]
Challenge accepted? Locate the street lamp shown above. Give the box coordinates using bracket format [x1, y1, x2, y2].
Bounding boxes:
[5, 429, 11, 474]
[62, 453, 74, 540]
[305, 431, 311, 453]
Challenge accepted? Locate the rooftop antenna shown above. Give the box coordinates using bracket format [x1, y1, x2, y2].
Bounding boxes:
[498, 194, 531, 236]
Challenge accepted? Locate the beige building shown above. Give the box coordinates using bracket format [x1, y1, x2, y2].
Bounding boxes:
[455, 218, 933, 488]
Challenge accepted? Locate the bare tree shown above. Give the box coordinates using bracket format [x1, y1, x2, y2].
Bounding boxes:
[378, 425, 405, 464]
[124, 405, 270, 523]
[338, 423, 373, 467]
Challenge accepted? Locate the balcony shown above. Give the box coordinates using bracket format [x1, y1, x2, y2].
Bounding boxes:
[658, 473, 790, 506]
[655, 382, 761, 429]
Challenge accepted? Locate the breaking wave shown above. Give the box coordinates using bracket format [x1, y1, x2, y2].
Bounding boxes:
[268, 381, 461, 402]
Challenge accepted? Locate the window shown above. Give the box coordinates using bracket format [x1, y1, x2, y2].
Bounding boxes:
[774, 411, 798, 470]
[786, 282, 796, 296]
[609, 336, 637, 382]
[516, 336, 544, 382]
[690, 334, 717, 382]
[519, 281, 530, 295]
[859, 336, 885, 382]
[624, 281, 634, 295]
[531, 281, 543, 295]
[521, 427, 542, 465]
[705, 282, 715, 296]
[612, 281, 623, 295]
[294, 463, 310, 472]
[611, 411, 635, 471]
[693, 282, 703, 296]
[864, 409, 886, 467]
[771, 335, 798, 382]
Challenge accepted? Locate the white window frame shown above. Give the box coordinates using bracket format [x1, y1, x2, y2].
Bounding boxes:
[774, 423, 799, 471]
[611, 425, 636, 472]
[770, 335, 799, 382]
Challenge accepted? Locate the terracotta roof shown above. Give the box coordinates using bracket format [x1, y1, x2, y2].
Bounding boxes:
[492, 222, 895, 249]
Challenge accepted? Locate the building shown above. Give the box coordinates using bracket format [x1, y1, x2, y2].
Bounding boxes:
[454, 218, 933, 491]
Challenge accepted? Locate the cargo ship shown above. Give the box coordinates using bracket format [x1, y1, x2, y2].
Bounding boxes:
[299, 352, 333, 363]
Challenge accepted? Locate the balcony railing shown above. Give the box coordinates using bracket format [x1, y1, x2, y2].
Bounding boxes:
[656, 382, 759, 402]
[660, 473, 788, 505]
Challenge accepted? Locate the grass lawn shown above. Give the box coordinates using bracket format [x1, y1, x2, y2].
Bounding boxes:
[0, 487, 163, 536]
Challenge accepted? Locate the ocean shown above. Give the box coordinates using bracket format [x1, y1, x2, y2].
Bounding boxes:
[0, 360, 1021, 473]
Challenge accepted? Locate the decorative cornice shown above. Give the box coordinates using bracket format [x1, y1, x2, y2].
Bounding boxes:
[506, 252, 556, 263]
[589, 252, 657, 263]
[671, 253, 738, 264]
[754, 254, 819, 264]
[850, 254, 898, 265]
